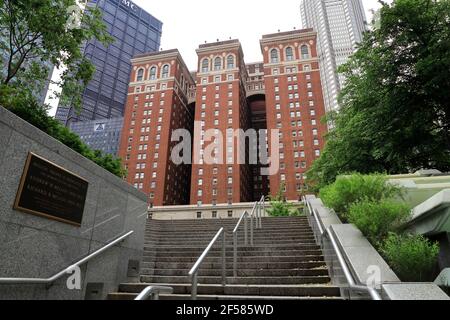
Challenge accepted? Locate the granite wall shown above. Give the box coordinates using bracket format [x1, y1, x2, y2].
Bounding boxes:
[0, 107, 148, 300]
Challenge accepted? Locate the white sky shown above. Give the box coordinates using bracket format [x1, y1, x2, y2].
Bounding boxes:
[135, 0, 389, 70]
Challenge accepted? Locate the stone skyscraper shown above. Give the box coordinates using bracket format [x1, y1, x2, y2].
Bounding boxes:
[300, 0, 367, 111]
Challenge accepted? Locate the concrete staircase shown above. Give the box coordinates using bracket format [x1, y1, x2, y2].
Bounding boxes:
[108, 216, 341, 300]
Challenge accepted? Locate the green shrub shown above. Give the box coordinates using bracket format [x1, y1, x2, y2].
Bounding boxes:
[320, 173, 403, 220]
[267, 200, 300, 217]
[382, 233, 439, 282]
[348, 199, 410, 245]
[267, 184, 299, 217]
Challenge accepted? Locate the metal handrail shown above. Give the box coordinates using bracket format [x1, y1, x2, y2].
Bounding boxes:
[303, 196, 382, 300]
[312, 208, 325, 237]
[135, 286, 173, 300]
[232, 196, 265, 277]
[326, 228, 382, 301]
[0, 231, 134, 285]
[188, 228, 226, 300]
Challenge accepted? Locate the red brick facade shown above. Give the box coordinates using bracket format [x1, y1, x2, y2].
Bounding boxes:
[118, 49, 195, 206]
[190, 40, 253, 205]
[261, 29, 328, 200]
[118, 29, 328, 206]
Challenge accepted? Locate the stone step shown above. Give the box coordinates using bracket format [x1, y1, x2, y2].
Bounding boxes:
[145, 268, 329, 277]
[146, 225, 312, 232]
[140, 275, 331, 285]
[145, 233, 316, 240]
[118, 283, 340, 297]
[143, 249, 324, 258]
[146, 221, 311, 227]
[146, 221, 311, 228]
[144, 239, 318, 247]
[142, 261, 326, 271]
[143, 244, 320, 253]
[144, 239, 317, 246]
[147, 217, 308, 225]
[145, 229, 314, 236]
[107, 292, 341, 301]
[142, 255, 324, 264]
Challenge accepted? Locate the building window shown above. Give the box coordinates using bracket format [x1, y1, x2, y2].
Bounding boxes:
[227, 55, 235, 69]
[162, 65, 169, 78]
[214, 57, 222, 71]
[149, 66, 157, 80]
[201, 58, 209, 73]
[286, 47, 294, 61]
[197, 212, 202, 219]
[270, 49, 279, 63]
[301, 45, 310, 59]
[136, 68, 144, 82]
[212, 211, 218, 218]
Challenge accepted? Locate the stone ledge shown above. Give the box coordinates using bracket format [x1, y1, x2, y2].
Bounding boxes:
[382, 283, 449, 300]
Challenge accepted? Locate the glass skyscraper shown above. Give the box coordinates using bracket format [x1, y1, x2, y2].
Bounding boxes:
[300, 0, 367, 112]
[70, 117, 124, 155]
[55, 0, 162, 124]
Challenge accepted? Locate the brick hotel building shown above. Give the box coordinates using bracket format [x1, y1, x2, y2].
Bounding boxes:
[119, 29, 327, 206]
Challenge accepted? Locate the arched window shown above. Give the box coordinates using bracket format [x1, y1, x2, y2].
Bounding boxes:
[214, 57, 222, 71]
[136, 68, 144, 82]
[286, 47, 294, 61]
[301, 45, 310, 59]
[149, 66, 157, 80]
[270, 49, 279, 63]
[201, 59, 209, 73]
[227, 55, 235, 69]
[162, 64, 169, 78]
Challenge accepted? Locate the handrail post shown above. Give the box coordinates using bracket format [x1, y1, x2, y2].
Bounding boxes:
[191, 273, 198, 300]
[222, 232, 226, 286]
[255, 203, 259, 230]
[262, 197, 266, 218]
[250, 213, 254, 246]
[233, 232, 237, 277]
[244, 214, 248, 245]
[258, 202, 262, 229]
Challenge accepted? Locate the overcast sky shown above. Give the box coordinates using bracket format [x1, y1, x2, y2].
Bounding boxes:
[134, 0, 389, 70]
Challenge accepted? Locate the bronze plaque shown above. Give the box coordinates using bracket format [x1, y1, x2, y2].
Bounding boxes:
[13, 153, 88, 227]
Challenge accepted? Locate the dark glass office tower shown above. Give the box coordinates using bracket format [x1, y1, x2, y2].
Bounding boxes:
[55, 0, 162, 124]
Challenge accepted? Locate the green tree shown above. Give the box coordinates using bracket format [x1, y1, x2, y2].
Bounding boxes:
[308, 0, 450, 189]
[0, 0, 112, 110]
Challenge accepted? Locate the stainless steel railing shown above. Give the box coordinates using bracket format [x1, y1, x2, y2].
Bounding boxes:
[0, 231, 134, 286]
[134, 286, 173, 300]
[188, 228, 226, 300]
[302, 196, 382, 301]
[232, 196, 265, 277]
